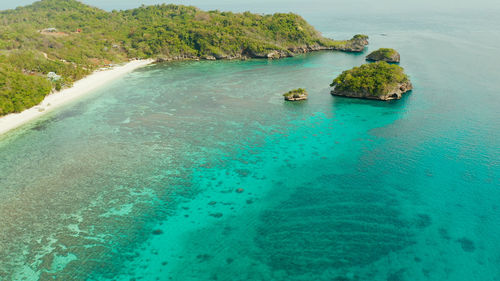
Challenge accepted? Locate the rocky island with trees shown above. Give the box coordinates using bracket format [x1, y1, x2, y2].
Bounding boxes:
[366, 48, 400, 63]
[283, 88, 308, 101]
[330, 62, 412, 100]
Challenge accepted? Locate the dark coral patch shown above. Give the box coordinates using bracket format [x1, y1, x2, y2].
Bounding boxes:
[457, 238, 475, 252]
[152, 229, 163, 235]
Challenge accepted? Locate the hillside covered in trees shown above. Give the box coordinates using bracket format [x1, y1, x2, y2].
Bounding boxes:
[0, 0, 368, 115]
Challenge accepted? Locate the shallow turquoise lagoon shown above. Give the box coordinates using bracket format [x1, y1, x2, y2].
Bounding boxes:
[0, 9, 499, 281]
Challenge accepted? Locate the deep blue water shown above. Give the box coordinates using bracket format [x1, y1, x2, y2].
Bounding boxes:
[0, 2, 499, 281]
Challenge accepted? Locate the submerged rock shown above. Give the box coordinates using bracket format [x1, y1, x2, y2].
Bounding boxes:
[209, 212, 223, 218]
[196, 254, 213, 262]
[457, 238, 476, 252]
[283, 88, 308, 101]
[366, 48, 400, 63]
[330, 62, 412, 101]
[152, 229, 163, 235]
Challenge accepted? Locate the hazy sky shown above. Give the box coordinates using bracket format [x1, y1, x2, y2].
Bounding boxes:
[2, 0, 499, 15]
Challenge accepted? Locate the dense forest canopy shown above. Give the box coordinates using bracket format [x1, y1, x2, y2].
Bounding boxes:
[0, 0, 366, 115]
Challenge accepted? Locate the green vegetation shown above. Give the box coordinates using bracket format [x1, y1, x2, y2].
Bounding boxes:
[330, 62, 409, 96]
[0, 0, 367, 115]
[366, 48, 400, 62]
[0, 62, 52, 114]
[352, 34, 369, 41]
[283, 88, 307, 99]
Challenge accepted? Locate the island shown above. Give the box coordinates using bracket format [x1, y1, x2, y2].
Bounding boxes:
[283, 88, 308, 101]
[366, 48, 400, 63]
[0, 0, 369, 116]
[330, 62, 413, 100]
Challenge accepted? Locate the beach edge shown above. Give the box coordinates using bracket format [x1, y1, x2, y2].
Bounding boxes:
[0, 59, 154, 136]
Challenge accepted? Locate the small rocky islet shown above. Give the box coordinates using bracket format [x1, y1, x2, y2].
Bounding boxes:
[366, 48, 401, 63]
[330, 61, 413, 100]
[283, 88, 308, 101]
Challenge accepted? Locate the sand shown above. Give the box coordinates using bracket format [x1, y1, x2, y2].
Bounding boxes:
[0, 59, 154, 136]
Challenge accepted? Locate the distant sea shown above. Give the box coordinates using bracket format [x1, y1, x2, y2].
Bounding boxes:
[1, 1, 499, 280]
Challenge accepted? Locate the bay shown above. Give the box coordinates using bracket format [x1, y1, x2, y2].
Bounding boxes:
[0, 2, 499, 281]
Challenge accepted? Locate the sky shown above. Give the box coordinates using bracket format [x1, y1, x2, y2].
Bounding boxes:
[2, 0, 500, 14]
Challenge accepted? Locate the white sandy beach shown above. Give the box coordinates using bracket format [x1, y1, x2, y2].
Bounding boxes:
[0, 59, 153, 136]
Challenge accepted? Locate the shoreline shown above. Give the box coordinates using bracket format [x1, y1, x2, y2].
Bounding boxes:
[0, 59, 154, 136]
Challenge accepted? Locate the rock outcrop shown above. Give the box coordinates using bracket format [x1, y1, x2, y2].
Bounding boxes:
[284, 88, 308, 101]
[366, 48, 400, 63]
[335, 34, 370, 52]
[288, 34, 369, 54]
[330, 62, 412, 101]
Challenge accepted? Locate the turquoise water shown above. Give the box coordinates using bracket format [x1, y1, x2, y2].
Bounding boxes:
[1, 5, 500, 281]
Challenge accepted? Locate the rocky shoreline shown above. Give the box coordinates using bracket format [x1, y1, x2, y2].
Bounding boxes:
[332, 81, 413, 101]
[156, 35, 369, 62]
